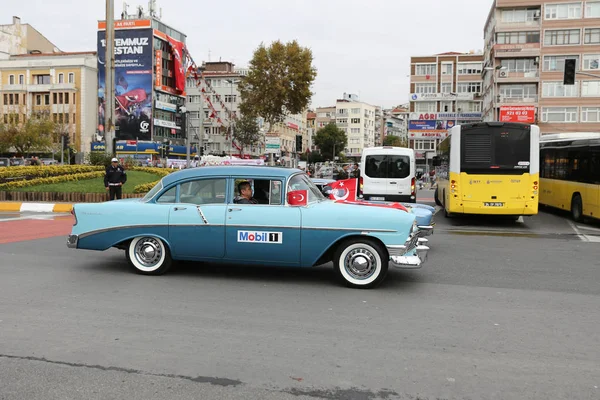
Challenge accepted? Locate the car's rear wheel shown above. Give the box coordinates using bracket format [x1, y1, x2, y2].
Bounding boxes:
[434, 188, 442, 206]
[333, 239, 388, 289]
[126, 236, 172, 275]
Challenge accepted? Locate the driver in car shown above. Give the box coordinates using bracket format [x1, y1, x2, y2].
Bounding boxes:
[234, 181, 258, 204]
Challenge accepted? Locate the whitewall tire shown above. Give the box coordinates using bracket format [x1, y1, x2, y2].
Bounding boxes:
[333, 239, 388, 289]
[126, 236, 172, 275]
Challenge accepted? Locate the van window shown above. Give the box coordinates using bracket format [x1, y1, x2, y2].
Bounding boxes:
[364, 155, 410, 179]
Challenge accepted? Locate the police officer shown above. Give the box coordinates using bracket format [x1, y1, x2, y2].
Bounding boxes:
[104, 158, 127, 200]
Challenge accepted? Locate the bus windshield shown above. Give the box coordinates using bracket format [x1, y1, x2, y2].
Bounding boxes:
[461, 124, 531, 174]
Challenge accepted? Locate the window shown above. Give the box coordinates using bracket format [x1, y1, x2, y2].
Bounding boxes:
[212, 79, 221, 87]
[441, 63, 453, 75]
[414, 102, 437, 113]
[351, 108, 361, 114]
[501, 8, 540, 23]
[364, 154, 411, 179]
[545, 3, 582, 19]
[457, 63, 483, 75]
[180, 178, 227, 205]
[440, 101, 454, 112]
[269, 181, 283, 205]
[73, 114, 76, 124]
[587, 1, 600, 17]
[497, 31, 540, 44]
[542, 81, 579, 97]
[18, 74, 24, 84]
[59, 93, 63, 104]
[9, 75, 15, 85]
[2, 94, 7, 104]
[581, 107, 600, 121]
[9, 94, 14, 105]
[457, 82, 482, 93]
[34, 75, 50, 84]
[65, 113, 69, 124]
[14, 93, 19, 105]
[544, 29, 581, 45]
[541, 107, 578, 122]
[584, 28, 600, 44]
[350, 128, 360, 134]
[457, 101, 482, 112]
[500, 58, 537, 72]
[36, 95, 41, 105]
[224, 94, 237, 103]
[337, 108, 347, 115]
[415, 64, 437, 76]
[441, 82, 452, 93]
[544, 55, 580, 71]
[286, 174, 323, 203]
[349, 138, 360, 144]
[415, 83, 436, 93]
[583, 54, 600, 70]
[350, 118, 361, 123]
[337, 118, 347, 124]
[581, 80, 600, 96]
[53, 93, 57, 104]
[68, 73, 75, 83]
[499, 84, 538, 99]
[58, 114, 63, 124]
[414, 140, 436, 150]
[66, 93, 70, 104]
[58, 73, 64, 84]
[156, 186, 177, 204]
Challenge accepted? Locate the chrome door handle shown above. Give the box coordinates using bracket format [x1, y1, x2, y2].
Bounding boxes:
[228, 208, 242, 212]
[174, 207, 187, 211]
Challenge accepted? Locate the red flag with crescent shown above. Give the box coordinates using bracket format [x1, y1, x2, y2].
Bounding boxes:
[288, 190, 308, 206]
[328, 178, 358, 202]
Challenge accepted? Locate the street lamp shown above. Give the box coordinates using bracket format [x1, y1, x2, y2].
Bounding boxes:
[483, 65, 507, 121]
[225, 78, 241, 157]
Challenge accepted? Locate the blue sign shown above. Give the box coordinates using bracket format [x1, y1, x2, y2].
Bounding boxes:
[91, 141, 197, 157]
[409, 120, 438, 130]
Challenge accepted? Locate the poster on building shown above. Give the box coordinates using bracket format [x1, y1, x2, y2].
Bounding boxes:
[97, 26, 153, 141]
[499, 106, 536, 123]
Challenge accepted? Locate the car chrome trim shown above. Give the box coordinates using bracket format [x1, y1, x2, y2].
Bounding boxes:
[389, 245, 429, 269]
[196, 206, 209, 224]
[66, 234, 78, 248]
[226, 224, 300, 230]
[303, 226, 397, 233]
[76, 223, 227, 239]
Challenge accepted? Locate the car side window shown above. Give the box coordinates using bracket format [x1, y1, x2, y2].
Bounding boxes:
[156, 186, 177, 203]
[180, 178, 227, 205]
[231, 178, 283, 205]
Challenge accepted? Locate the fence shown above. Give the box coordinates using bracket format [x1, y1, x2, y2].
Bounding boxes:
[0, 192, 145, 202]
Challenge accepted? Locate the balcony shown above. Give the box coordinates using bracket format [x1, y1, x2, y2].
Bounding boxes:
[1, 84, 27, 92]
[496, 70, 540, 82]
[495, 19, 541, 32]
[493, 43, 540, 58]
[27, 83, 77, 93]
[497, 96, 539, 105]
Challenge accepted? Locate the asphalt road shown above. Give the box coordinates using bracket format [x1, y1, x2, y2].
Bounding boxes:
[0, 193, 599, 400]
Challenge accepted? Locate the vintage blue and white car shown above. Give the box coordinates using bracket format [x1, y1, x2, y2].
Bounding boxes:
[67, 166, 431, 289]
[312, 178, 436, 235]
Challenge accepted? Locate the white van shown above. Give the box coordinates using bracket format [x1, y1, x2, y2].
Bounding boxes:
[359, 146, 417, 203]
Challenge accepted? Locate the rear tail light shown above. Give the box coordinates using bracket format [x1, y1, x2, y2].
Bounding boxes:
[71, 207, 77, 226]
[533, 180, 538, 193]
[411, 177, 416, 195]
[359, 177, 363, 195]
[451, 179, 457, 193]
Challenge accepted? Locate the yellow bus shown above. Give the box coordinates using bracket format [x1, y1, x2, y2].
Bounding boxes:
[539, 132, 600, 222]
[433, 122, 540, 218]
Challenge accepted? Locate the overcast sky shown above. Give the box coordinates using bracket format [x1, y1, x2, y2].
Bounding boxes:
[4, 0, 492, 109]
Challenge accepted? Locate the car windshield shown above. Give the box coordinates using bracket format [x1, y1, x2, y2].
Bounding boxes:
[142, 179, 164, 202]
[287, 173, 325, 203]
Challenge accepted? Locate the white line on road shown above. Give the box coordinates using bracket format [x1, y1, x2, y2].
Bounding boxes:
[20, 203, 54, 213]
[567, 220, 590, 242]
[577, 225, 600, 233]
[0, 214, 58, 222]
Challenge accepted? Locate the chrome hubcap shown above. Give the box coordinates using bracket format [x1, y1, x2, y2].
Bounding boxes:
[344, 248, 377, 280]
[134, 238, 162, 267]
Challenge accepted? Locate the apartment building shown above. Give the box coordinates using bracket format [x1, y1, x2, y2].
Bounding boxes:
[315, 106, 336, 129]
[408, 52, 485, 169]
[0, 52, 98, 157]
[0, 16, 59, 59]
[483, 0, 600, 133]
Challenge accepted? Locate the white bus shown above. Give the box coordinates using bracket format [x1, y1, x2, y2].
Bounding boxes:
[359, 147, 417, 203]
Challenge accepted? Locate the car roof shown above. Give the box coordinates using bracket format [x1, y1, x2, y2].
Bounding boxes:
[162, 165, 301, 186]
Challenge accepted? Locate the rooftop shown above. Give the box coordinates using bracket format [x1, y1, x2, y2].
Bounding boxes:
[11, 51, 96, 58]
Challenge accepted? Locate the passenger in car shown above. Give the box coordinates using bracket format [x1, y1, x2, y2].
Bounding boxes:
[234, 181, 258, 204]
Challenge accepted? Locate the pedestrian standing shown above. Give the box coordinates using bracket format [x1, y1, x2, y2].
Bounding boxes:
[104, 158, 127, 200]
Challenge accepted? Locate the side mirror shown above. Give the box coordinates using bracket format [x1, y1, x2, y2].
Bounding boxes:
[432, 156, 441, 167]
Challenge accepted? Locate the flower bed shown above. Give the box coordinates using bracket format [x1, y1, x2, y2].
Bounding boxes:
[0, 165, 103, 183]
[0, 171, 105, 190]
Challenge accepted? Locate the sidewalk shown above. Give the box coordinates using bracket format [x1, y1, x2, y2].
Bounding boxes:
[0, 202, 73, 213]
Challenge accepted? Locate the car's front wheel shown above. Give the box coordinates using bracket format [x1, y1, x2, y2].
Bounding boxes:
[126, 236, 172, 275]
[333, 239, 388, 289]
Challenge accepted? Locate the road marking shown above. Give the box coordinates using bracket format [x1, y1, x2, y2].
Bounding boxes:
[20, 203, 55, 213]
[567, 220, 590, 242]
[577, 225, 600, 233]
[517, 216, 524, 224]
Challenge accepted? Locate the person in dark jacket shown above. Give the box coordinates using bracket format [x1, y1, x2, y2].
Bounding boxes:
[233, 181, 258, 204]
[104, 158, 127, 200]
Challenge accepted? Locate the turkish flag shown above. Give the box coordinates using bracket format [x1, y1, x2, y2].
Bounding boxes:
[288, 190, 308, 206]
[328, 178, 358, 201]
[167, 36, 186, 92]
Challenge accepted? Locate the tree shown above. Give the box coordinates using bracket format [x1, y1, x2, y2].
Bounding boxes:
[239, 40, 317, 132]
[0, 116, 54, 156]
[233, 114, 261, 157]
[383, 135, 407, 147]
[313, 123, 347, 161]
[300, 150, 323, 163]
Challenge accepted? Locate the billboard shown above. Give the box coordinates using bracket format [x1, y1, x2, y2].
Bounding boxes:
[499, 106, 536, 123]
[408, 120, 453, 139]
[98, 26, 153, 141]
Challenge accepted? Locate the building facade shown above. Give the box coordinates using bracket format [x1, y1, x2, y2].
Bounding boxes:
[0, 52, 98, 157]
[335, 95, 378, 158]
[0, 16, 59, 60]
[483, 0, 600, 133]
[408, 52, 485, 171]
[315, 106, 336, 129]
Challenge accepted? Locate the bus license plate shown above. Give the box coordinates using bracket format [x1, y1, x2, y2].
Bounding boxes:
[484, 202, 504, 207]
[371, 197, 385, 201]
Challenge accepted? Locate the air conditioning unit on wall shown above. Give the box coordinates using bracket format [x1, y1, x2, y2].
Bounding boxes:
[498, 70, 509, 78]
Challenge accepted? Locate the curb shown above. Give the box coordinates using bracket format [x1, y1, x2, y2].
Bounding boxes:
[0, 202, 73, 213]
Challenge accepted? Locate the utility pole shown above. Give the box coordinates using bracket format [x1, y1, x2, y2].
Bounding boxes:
[105, 0, 116, 156]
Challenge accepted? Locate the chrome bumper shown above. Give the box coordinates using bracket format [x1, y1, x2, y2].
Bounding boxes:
[417, 225, 434, 237]
[66, 234, 78, 249]
[387, 232, 430, 269]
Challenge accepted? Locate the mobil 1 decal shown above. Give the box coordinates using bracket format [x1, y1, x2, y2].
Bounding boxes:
[237, 231, 283, 244]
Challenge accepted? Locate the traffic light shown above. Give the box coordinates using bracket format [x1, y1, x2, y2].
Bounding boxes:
[200, 146, 204, 156]
[165, 141, 170, 157]
[295, 135, 302, 153]
[62, 134, 70, 150]
[563, 59, 576, 85]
